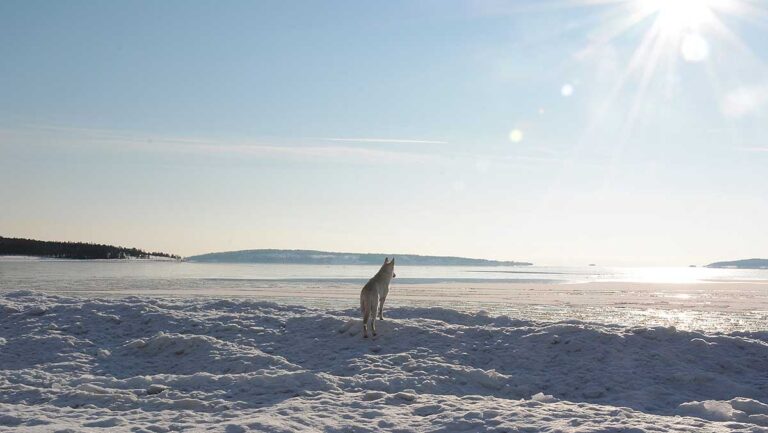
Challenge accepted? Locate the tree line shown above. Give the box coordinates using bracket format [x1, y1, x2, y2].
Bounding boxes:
[0, 236, 180, 260]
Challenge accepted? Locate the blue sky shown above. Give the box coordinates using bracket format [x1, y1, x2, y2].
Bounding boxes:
[1, 0, 767, 265]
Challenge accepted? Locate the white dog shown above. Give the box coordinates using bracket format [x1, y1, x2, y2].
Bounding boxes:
[360, 257, 396, 338]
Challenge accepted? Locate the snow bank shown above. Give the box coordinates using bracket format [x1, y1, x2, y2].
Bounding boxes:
[113, 331, 297, 375]
[1, 291, 767, 432]
[678, 398, 768, 426]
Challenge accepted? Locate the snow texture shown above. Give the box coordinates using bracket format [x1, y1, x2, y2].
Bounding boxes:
[1, 290, 767, 432]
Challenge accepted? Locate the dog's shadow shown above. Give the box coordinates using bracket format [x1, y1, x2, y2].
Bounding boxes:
[261, 307, 768, 415]
[336, 316, 392, 339]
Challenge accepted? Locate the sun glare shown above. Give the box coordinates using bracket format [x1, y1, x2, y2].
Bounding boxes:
[680, 33, 710, 62]
[554, 0, 764, 181]
[643, 0, 715, 31]
[632, 0, 720, 64]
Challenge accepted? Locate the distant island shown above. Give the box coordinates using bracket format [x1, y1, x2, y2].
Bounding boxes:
[186, 249, 532, 266]
[706, 258, 768, 269]
[0, 236, 180, 260]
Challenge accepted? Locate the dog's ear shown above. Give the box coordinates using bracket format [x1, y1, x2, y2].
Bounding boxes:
[383, 257, 389, 264]
[390, 257, 395, 265]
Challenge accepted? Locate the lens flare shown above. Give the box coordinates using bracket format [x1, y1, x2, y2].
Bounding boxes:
[509, 129, 524, 143]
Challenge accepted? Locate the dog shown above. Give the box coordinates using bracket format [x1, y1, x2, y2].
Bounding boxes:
[360, 257, 396, 338]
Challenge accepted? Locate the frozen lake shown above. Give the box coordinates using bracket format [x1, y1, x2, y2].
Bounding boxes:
[2, 259, 768, 333]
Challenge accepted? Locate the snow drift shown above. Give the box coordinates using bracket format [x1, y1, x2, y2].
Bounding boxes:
[1, 290, 767, 432]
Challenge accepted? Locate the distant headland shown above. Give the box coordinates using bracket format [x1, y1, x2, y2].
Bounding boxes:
[705, 258, 768, 269]
[0, 236, 180, 260]
[186, 249, 532, 266]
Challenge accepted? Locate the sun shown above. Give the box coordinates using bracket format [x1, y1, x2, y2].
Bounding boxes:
[628, 0, 722, 66]
[641, 0, 715, 32]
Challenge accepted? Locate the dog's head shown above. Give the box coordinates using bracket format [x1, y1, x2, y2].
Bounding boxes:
[382, 257, 396, 278]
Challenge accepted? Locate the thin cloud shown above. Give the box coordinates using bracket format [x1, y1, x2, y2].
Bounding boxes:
[740, 147, 768, 153]
[188, 143, 446, 164]
[321, 137, 448, 144]
[3, 125, 447, 165]
[5, 124, 570, 167]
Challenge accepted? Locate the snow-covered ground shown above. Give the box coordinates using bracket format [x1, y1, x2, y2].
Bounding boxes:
[2, 291, 768, 432]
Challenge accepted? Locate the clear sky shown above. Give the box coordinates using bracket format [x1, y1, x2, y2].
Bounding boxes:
[1, 0, 767, 266]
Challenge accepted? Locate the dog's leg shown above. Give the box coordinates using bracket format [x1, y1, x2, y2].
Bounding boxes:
[371, 303, 377, 337]
[362, 308, 370, 338]
[371, 314, 376, 337]
[378, 296, 386, 320]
